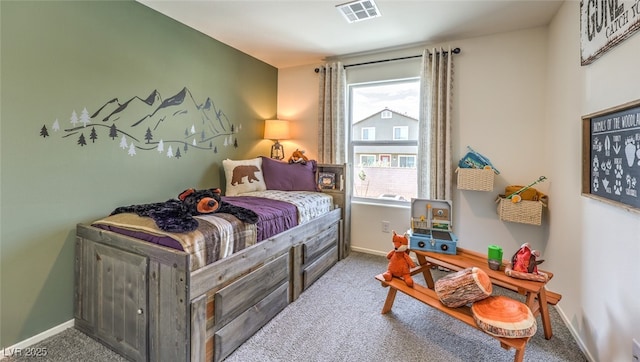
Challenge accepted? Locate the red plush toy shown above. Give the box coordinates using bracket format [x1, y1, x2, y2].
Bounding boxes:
[511, 242, 543, 274]
[505, 242, 549, 282]
[382, 230, 416, 287]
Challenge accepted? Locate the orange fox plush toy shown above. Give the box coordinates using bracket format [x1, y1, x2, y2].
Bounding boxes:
[382, 231, 416, 287]
[288, 149, 309, 165]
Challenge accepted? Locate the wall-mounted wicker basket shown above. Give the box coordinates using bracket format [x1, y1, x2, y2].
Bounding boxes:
[456, 168, 495, 192]
[496, 197, 547, 225]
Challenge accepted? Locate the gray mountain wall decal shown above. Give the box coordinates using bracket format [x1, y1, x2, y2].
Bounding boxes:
[39, 87, 241, 159]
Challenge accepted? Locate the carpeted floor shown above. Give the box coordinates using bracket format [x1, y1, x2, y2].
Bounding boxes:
[3, 252, 587, 361]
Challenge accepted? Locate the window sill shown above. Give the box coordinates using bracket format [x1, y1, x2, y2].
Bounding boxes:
[351, 198, 411, 209]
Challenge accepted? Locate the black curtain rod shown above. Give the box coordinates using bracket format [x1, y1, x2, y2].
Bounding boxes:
[314, 47, 460, 73]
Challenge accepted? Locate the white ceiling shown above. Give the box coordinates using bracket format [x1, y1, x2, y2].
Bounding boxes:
[137, 0, 565, 69]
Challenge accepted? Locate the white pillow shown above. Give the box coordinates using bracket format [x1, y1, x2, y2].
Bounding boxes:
[222, 158, 267, 196]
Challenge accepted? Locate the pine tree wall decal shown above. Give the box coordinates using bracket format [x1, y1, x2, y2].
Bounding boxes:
[90, 127, 98, 143]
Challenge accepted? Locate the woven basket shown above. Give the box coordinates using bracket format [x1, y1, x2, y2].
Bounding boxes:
[496, 197, 544, 225]
[456, 168, 494, 192]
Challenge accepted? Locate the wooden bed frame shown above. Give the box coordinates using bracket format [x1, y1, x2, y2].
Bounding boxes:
[74, 208, 342, 362]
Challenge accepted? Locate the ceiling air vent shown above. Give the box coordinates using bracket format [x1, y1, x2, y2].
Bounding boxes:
[336, 0, 381, 23]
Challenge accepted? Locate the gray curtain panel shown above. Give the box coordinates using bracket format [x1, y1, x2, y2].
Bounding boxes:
[317, 62, 346, 164]
[418, 47, 455, 200]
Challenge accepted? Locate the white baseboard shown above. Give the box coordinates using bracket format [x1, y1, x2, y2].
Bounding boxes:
[1, 320, 74, 360]
[553, 305, 595, 362]
[351, 246, 387, 257]
[350, 247, 421, 264]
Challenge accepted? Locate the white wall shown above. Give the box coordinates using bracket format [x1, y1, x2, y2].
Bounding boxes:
[278, 2, 640, 359]
[276, 66, 321, 160]
[547, 2, 640, 361]
[448, 27, 551, 258]
[280, 27, 551, 258]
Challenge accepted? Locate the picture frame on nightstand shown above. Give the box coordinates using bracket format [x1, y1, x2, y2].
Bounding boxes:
[318, 172, 336, 190]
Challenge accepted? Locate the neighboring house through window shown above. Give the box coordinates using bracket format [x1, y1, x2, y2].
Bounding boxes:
[349, 79, 419, 202]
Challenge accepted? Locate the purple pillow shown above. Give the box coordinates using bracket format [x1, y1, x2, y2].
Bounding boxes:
[261, 156, 319, 192]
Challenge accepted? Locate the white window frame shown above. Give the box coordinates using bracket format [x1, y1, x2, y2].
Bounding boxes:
[348, 77, 420, 205]
[393, 126, 408, 140]
[381, 110, 392, 119]
[398, 155, 416, 168]
[361, 127, 375, 140]
[359, 154, 376, 166]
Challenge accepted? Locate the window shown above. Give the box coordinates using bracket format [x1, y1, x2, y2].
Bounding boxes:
[349, 78, 419, 202]
[399, 155, 416, 168]
[361, 127, 375, 140]
[360, 154, 376, 166]
[393, 126, 408, 140]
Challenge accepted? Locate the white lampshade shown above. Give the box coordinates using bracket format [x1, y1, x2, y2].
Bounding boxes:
[264, 119, 290, 140]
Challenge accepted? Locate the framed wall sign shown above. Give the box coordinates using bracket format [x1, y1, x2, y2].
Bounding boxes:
[580, 0, 640, 65]
[582, 99, 640, 212]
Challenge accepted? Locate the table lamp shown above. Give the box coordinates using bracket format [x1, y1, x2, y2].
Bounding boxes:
[264, 119, 290, 160]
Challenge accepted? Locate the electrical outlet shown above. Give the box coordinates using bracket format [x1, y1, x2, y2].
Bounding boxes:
[633, 338, 640, 361]
[382, 221, 390, 233]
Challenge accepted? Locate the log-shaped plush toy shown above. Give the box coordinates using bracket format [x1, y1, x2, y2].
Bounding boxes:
[434, 267, 492, 308]
[471, 295, 537, 338]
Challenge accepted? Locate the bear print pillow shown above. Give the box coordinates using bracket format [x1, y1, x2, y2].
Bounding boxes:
[222, 158, 267, 196]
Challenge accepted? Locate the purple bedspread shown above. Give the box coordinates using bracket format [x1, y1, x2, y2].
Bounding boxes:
[92, 195, 299, 253]
[222, 196, 298, 242]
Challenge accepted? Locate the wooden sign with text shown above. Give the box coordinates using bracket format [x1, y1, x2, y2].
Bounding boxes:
[581, 0, 640, 65]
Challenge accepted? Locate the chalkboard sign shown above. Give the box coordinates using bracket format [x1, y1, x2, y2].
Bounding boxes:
[582, 99, 640, 212]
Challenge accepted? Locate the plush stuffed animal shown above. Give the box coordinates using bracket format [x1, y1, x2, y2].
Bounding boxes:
[179, 188, 259, 224]
[111, 188, 258, 233]
[382, 230, 416, 287]
[178, 188, 222, 214]
[511, 242, 544, 274]
[288, 149, 309, 165]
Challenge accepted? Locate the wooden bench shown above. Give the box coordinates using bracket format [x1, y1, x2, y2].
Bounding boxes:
[413, 247, 562, 339]
[375, 273, 529, 362]
[479, 272, 562, 305]
[543, 290, 562, 305]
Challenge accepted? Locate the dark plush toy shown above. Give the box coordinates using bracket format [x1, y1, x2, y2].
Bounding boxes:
[179, 188, 259, 224]
[111, 188, 258, 233]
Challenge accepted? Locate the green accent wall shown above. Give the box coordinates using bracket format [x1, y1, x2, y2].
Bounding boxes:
[0, 0, 277, 347]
